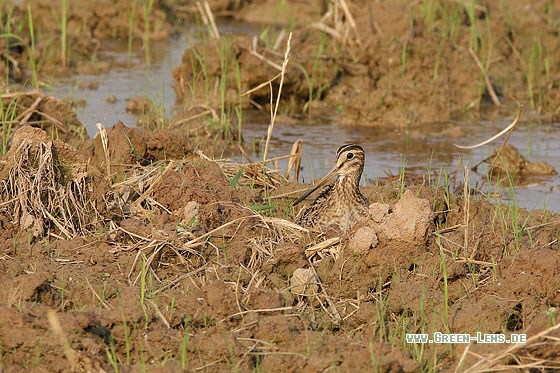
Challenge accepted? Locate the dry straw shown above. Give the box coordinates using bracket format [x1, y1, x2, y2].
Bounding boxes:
[1, 133, 101, 239]
[454, 100, 523, 150]
[263, 32, 293, 161]
[459, 321, 560, 372]
[310, 0, 362, 47]
[196, 1, 219, 39]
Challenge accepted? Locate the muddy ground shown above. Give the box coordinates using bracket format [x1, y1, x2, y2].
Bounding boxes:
[1, 0, 560, 372]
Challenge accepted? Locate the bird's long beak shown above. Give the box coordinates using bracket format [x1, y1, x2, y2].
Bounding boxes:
[292, 166, 339, 206]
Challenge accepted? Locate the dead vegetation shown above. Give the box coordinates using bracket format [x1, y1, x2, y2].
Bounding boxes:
[0, 126, 101, 239]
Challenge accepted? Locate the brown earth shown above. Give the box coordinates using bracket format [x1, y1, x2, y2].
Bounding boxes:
[1, 0, 171, 80]
[1, 0, 560, 372]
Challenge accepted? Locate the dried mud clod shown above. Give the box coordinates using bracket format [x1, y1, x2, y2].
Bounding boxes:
[483, 144, 557, 181]
[78, 120, 232, 180]
[0, 91, 87, 145]
[0, 126, 102, 239]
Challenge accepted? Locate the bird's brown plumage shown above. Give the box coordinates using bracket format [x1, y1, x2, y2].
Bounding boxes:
[293, 144, 369, 231]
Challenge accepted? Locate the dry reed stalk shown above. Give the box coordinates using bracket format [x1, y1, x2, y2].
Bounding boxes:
[147, 299, 171, 328]
[85, 277, 114, 310]
[454, 102, 523, 150]
[310, 0, 362, 47]
[338, 0, 361, 45]
[47, 309, 78, 369]
[218, 306, 294, 324]
[462, 321, 560, 372]
[463, 164, 470, 255]
[249, 36, 283, 71]
[241, 71, 282, 96]
[28, 109, 69, 134]
[96, 123, 111, 177]
[468, 47, 501, 107]
[272, 28, 287, 50]
[260, 216, 308, 234]
[168, 108, 215, 128]
[196, 1, 219, 39]
[195, 359, 223, 371]
[203, 1, 219, 39]
[1, 91, 41, 99]
[15, 95, 43, 124]
[454, 258, 495, 267]
[263, 32, 292, 161]
[285, 139, 302, 181]
[305, 236, 341, 259]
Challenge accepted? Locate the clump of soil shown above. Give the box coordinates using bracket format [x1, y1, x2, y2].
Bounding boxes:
[482, 144, 557, 181]
[0, 91, 86, 145]
[77, 119, 237, 178]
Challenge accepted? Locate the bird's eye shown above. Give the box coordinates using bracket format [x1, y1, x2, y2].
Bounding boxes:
[346, 152, 354, 160]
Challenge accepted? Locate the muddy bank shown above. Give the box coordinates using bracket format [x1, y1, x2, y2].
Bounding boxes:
[2, 0, 560, 126]
[172, 0, 560, 127]
[1, 0, 172, 81]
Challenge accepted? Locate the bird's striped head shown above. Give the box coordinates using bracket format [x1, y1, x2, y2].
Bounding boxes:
[334, 144, 365, 178]
[292, 144, 366, 206]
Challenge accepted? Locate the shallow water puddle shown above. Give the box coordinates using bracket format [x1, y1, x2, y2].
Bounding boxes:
[49, 34, 189, 131]
[242, 114, 560, 212]
[48, 28, 560, 213]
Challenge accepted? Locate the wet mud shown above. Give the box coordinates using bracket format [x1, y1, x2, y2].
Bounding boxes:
[1, 0, 560, 371]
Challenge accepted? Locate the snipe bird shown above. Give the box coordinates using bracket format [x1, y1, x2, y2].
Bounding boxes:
[292, 144, 369, 231]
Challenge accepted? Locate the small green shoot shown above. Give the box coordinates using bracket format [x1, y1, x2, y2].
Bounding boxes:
[229, 167, 244, 188]
[26, 5, 39, 89]
[143, 0, 155, 65]
[60, 0, 68, 67]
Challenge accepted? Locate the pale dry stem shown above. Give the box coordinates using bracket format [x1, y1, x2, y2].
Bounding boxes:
[454, 101, 523, 150]
[263, 32, 292, 161]
[463, 322, 560, 372]
[310, 0, 362, 47]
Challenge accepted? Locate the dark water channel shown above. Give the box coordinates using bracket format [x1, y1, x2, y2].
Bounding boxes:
[48, 27, 560, 213]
